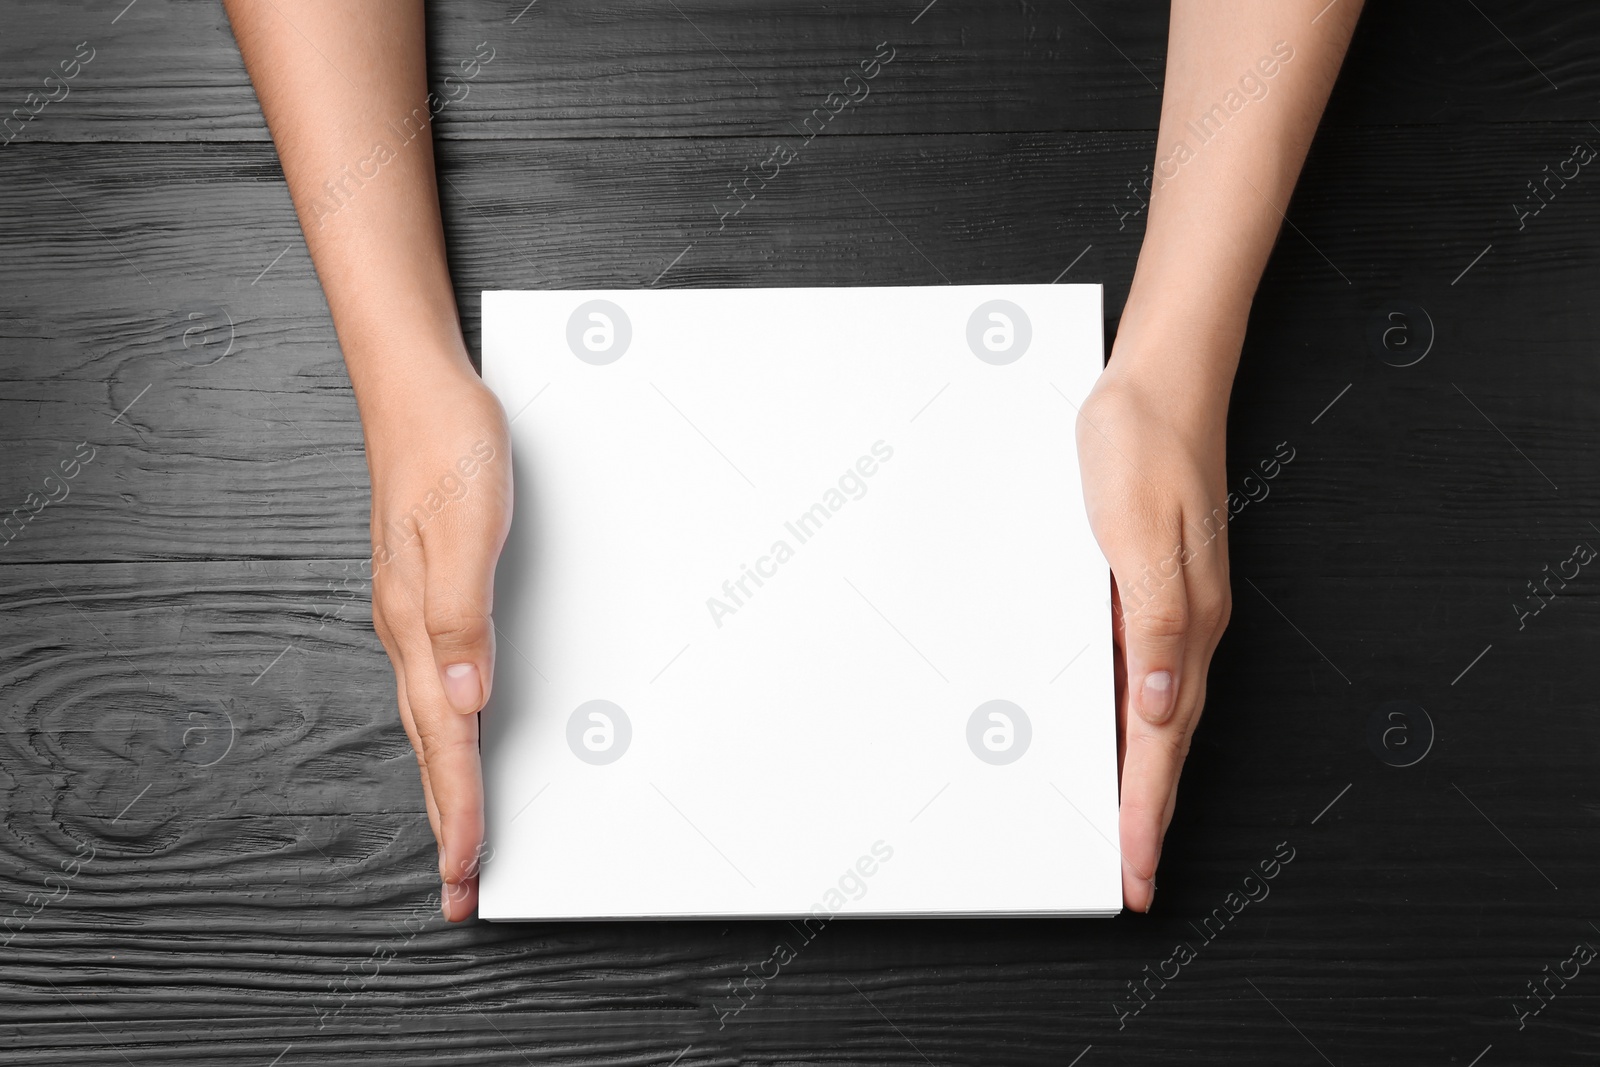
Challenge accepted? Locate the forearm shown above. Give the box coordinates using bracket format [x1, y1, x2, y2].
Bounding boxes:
[1116, 0, 1363, 410]
[223, 0, 470, 415]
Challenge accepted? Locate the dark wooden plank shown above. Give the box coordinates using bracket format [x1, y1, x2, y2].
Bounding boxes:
[2, 0, 1599, 145]
[6, 123, 1600, 565]
[0, 559, 1597, 1061]
[3, 128, 1600, 1060]
[5, 5, 1600, 1061]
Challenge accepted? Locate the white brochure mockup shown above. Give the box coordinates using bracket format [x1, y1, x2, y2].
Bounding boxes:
[479, 284, 1120, 919]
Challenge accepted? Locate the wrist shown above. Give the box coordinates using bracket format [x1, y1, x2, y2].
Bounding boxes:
[1101, 325, 1240, 449]
[344, 327, 477, 423]
[354, 360, 496, 463]
[321, 263, 473, 412]
[1105, 281, 1248, 436]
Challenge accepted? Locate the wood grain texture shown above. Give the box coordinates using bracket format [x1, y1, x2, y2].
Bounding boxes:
[0, 563, 1597, 1062]
[6, 123, 1600, 565]
[4, 0, 1600, 1063]
[1, 0, 1599, 146]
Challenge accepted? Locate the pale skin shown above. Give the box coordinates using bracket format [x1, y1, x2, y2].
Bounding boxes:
[223, 0, 1362, 919]
[1083, 0, 1362, 910]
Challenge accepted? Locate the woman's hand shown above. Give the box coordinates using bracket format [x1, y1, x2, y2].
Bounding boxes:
[1075, 355, 1233, 913]
[363, 364, 512, 921]
[1068, 0, 1366, 910]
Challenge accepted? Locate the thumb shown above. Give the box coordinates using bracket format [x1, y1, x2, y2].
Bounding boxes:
[422, 526, 501, 716]
[1102, 514, 1187, 727]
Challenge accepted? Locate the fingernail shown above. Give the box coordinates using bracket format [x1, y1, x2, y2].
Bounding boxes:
[442, 663, 482, 714]
[1147, 882, 1156, 911]
[1139, 671, 1175, 724]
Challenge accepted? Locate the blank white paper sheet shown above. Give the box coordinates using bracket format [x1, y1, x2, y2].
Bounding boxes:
[479, 284, 1120, 919]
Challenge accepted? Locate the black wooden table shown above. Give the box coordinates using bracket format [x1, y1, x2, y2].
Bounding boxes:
[3, 1, 1598, 1062]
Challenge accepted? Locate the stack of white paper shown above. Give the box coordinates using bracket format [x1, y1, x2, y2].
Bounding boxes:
[480, 284, 1119, 919]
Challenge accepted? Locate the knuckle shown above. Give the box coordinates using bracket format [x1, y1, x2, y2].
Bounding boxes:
[1121, 796, 1168, 831]
[1130, 600, 1187, 642]
[415, 724, 476, 769]
[1193, 577, 1234, 631]
[371, 608, 394, 646]
[371, 581, 412, 626]
[1131, 722, 1191, 764]
[1192, 593, 1230, 634]
[423, 596, 488, 649]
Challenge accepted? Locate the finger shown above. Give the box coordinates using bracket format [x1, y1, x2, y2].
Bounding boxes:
[374, 602, 444, 851]
[1121, 514, 1230, 911]
[1108, 558, 1162, 910]
[1119, 706, 1190, 912]
[1111, 579, 1128, 771]
[1144, 671, 1212, 892]
[399, 679, 445, 857]
[441, 873, 479, 923]
[1099, 504, 1188, 727]
[1148, 516, 1230, 849]
[441, 821, 490, 923]
[381, 573, 482, 921]
[1157, 675, 1208, 844]
[404, 656, 484, 891]
[401, 642, 484, 889]
[420, 501, 508, 716]
[1126, 652, 1209, 908]
[380, 555, 487, 895]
